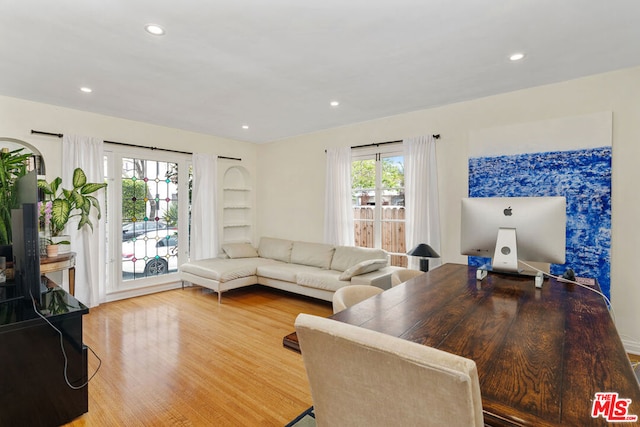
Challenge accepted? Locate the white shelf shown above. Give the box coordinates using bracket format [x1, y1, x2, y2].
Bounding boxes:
[222, 166, 252, 246]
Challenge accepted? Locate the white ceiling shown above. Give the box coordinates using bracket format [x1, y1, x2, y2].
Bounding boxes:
[1, 0, 639, 144]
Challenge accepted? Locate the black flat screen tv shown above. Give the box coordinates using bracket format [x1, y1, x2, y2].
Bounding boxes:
[10, 170, 44, 306]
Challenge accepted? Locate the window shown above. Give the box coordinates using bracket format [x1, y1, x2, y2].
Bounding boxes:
[351, 145, 407, 267]
[105, 146, 191, 293]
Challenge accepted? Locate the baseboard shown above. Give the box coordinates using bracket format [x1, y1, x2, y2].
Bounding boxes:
[105, 281, 183, 303]
[622, 338, 640, 356]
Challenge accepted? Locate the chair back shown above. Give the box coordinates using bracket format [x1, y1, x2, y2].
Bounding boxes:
[391, 268, 423, 287]
[332, 285, 383, 313]
[295, 313, 484, 427]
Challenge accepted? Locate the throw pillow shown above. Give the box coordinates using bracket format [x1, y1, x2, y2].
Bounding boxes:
[338, 258, 388, 281]
[222, 243, 259, 259]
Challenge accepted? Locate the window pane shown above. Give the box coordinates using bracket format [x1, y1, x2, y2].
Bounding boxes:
[381, 206, 407, 267]
[381, 156, 404, 188]
[121, 158, 178, 279]
[354, 206, 374, 248]
[352, 159, 376, 207]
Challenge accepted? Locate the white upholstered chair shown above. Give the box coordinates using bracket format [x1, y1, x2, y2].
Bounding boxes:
[295, 313, 484, 427]
[332, 285, 383, 313]
[391, 268, 424, 287]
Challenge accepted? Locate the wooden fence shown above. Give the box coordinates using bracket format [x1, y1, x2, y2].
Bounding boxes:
[354, 206, 407, 267]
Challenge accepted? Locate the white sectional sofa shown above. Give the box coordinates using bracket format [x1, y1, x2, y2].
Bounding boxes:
[179, 237, 403, 303]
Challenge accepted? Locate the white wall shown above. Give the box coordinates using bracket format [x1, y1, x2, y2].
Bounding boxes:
[257, 66, 640, 353]
[0, 94, 257, 181]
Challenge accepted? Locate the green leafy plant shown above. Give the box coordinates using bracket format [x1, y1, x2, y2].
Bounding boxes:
[0, 147, 31, 245]
[37, 168, 107, 236]
[42, 236, 70, 246]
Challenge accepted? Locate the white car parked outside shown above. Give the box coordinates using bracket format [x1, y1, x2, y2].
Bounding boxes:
[122, 229, 178, 276]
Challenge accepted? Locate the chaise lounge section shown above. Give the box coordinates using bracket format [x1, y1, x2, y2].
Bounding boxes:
[179, 237, 402, 303]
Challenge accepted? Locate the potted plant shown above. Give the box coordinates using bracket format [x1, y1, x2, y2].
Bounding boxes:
[38, 168, 107, 253]
[0, 147, 31, 247]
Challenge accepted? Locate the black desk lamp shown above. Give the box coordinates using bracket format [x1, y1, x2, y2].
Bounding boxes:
[407, 243, 440, 272]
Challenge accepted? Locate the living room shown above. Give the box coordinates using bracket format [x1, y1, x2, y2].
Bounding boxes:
[1, 1, 640, 425]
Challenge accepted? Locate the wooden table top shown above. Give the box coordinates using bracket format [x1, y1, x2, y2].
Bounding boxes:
[285, 263, 640, 426]
[4, 252, 75, 281]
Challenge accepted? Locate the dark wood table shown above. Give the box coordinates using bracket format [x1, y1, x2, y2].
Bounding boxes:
[284, 263, 640, 426]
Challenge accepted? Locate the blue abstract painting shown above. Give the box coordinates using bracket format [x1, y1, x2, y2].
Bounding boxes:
[468, 146, 612, 298]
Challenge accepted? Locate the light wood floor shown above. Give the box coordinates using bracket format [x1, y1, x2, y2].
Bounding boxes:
[65, 285, 332, 426]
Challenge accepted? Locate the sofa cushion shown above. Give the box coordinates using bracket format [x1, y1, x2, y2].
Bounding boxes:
[330, 246, 388, 272]
[296, 271, 345, 292]
[258, 237, 294, 263]
[258, 263, 321, 283]
[180, 258, 277, 283]
[221, 243, 259, 259]
[290, 241, 335, 269]
[338, 258, 388, 280]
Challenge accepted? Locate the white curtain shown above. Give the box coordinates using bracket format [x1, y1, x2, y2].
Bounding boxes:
[324, 147, 354, 246]
[61, 135, 105, 307]
[404, 135, 441, 269]
[190, 153, 218, 260]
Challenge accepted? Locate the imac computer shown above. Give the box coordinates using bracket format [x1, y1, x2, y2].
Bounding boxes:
[460, 196, 566, 285]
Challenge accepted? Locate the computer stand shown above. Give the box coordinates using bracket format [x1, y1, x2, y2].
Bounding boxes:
[475, 265, 545, 288]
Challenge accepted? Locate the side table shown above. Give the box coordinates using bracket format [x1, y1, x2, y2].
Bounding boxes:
[6, 252, 77, 296]
[40, 252, 76, 296]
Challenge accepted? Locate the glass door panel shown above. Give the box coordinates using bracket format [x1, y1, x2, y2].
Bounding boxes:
[121, 157, 179, 281]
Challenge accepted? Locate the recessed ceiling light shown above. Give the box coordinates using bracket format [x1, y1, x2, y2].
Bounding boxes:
[242, 125, 249, 130]
[509, 53, 525, 61]
[330, 101, 340, 107]
[145, 24, 165, 36]
[80, 87, 92, 93]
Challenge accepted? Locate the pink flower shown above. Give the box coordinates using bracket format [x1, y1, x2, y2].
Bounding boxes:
[38, 201, 53, 229]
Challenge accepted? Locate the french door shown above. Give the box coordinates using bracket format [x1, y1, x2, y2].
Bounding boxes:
[104, 146, 191, 293]
[351, 145, 407, 267]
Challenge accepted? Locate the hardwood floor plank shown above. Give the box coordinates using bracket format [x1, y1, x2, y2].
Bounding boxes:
[65, 285, 332, 426]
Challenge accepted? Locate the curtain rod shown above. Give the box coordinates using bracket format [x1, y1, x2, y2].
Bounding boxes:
[324, 134, 441, 153]
[351, 134, 440, 150]
[30, 129, 242, 161]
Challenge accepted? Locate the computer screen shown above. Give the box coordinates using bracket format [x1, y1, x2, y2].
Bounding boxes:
[460, 196, 566, 274]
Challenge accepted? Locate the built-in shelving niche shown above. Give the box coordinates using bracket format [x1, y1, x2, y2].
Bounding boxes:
[222, 165, 252, 245]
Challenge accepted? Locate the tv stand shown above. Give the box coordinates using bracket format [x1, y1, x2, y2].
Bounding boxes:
[0, 282, 89, 425]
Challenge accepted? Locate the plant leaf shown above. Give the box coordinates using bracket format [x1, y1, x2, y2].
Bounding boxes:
[80, 182, 107, 194]
[72, 168, 86, 188]
[51, 199, 70, 234]
[86, 195, 102, 219]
